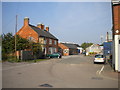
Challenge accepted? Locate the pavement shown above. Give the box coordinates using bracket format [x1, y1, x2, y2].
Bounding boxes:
[102, 64, 118, 80]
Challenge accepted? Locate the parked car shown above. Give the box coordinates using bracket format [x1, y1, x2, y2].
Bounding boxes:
[46, 52, 62, 58]
[94, 54, 106, 64]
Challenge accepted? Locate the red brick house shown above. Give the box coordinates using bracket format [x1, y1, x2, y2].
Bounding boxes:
[58, 42, 79, 55]
[16, 17, 58, 55]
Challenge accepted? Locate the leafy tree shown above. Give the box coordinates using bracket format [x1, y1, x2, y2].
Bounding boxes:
[2, 32, 43, 60]
[32, 43, 43, 59]
[2, 33, 31, 53]
[16, 35, 31, 50]
[2, 33, 14, 54]
[81, 42, 93, 50]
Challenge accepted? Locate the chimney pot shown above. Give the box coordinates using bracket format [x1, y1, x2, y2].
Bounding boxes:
[37, 23, 44, 30]
[46, 26, 49, 31]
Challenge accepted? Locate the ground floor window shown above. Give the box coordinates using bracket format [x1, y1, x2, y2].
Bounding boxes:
[48, 47, 57, 54]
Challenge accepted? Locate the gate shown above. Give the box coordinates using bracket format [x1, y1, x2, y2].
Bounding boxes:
[21, 50, 34, 60]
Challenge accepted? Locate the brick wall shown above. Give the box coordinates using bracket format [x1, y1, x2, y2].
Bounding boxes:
[16, 26, 39, 43]
[113, 4, 120, 35]
[46, 38, 58, 54]
[58, 43, 69, 56]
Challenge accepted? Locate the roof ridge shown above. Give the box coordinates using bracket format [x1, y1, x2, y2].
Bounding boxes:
[29, 24, 40, 29]
[29, 24, 58, 40]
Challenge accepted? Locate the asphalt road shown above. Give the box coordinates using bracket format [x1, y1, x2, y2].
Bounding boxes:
[2, 55, 118, 88]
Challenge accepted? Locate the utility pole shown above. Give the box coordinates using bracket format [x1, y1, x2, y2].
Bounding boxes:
[15, 15, 17, 57]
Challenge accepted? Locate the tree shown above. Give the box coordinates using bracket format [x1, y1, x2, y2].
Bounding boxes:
[2, 33, 15, 54]
[2, 32, 43, 60]
[81, 42, 93, 50]
[2, 33, 31, 53]
[16, 35, 31, 50]
[32, 43, 43, 59]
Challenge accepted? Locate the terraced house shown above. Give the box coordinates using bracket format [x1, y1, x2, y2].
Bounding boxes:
[16, 17, 58, 55]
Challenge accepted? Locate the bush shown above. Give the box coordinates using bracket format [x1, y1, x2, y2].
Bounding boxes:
[2, 53, 8, 61]
[3, 55, 21, 63]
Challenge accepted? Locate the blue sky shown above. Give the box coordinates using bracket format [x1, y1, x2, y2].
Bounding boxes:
[2, 2, 112, 44]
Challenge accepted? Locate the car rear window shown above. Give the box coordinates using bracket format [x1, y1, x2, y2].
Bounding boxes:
[95, 55, 103, 58]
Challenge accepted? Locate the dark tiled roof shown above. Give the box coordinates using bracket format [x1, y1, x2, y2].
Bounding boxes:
[29, 24, 58, 40]
[74, 44, 80, 47]
[62, 43, 78, 49]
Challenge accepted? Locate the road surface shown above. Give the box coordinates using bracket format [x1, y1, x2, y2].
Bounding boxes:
[2, 55, 118, 88]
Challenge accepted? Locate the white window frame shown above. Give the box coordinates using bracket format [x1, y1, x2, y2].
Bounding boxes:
[49, 39, 52, 44]
[54, 40, 57, 45]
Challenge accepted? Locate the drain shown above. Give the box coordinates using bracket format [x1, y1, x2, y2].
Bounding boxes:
[91, 77, 103, 80]
[18, 73, 22, 74]
[39, 84, 53, 87]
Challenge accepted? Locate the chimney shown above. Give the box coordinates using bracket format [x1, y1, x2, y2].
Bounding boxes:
[107, 32, 109, 42]
[24, 17, 29, 26]
[37, 23, 44, 30]
[46, 26, 49, 31]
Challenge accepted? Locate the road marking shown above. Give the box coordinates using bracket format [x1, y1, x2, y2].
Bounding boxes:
[70, 64, 76, 66]
[96, 70, 99, 74]
[95, 65, 118, 81]
[98, 65, 104, 75]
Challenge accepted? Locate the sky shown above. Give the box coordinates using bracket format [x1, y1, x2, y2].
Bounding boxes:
[2, 2, 113, 45]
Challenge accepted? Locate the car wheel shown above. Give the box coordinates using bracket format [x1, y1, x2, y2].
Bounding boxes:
[58, 56, 60, 58]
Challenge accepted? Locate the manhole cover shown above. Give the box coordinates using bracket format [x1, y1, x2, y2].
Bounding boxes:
[18, 73, 22, 74]
[39, 84, 53, 87]
[91, 77, 103, 80]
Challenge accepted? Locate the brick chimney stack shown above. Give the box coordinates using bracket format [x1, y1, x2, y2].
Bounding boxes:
[24, 17, 29, 26]
[46, 26, 49, 31]
[41, 24, 44, 30]
[107, 32, 109, 42]
[37, 23, 44, 30]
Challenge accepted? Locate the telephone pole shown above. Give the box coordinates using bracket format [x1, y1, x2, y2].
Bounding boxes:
[15, 15, 18, 56]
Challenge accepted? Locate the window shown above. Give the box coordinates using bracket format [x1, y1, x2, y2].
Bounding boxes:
[39, 37, 44, 44]
[49, 47, 52, 54]
[95, 55, 103, 58]
[28, 37, 35, 42]
[44, 39, 47, 44]
[54, 48, 57, 52]
[54, 40, 57, 45]
[49, 39, 52, 44]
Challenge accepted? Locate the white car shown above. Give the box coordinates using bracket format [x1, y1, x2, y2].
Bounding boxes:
[94, 54, 106, 64]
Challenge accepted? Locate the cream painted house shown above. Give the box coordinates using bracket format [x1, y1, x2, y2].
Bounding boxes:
[86, 44, 102, 55]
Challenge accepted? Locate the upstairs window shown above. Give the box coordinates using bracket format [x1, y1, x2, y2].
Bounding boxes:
[49, 39, 52, 44]
[54, 40, 57, 45]
[44, 39, 47, 44]
[28, 37, 36, 42]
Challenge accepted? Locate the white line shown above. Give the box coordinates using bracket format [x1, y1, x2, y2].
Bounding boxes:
[99, 65, 104, 75]
[96, 70, 99, 74]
